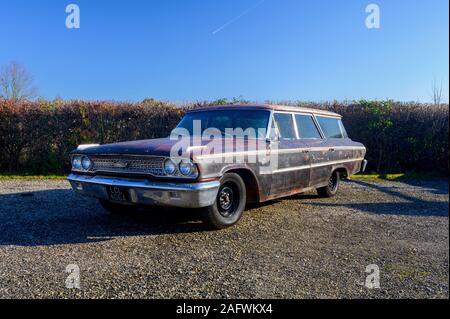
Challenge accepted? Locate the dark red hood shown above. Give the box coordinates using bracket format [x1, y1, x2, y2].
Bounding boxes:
[74, 136, 268, 157]
[74, 138, 178, 157]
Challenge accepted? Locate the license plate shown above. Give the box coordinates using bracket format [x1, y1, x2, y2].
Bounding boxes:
[107, 186, 130, 202]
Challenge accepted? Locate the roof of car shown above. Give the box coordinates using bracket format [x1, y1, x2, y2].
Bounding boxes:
[187, 104, 342, 118]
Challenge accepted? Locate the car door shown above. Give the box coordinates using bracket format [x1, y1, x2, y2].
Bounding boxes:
[293, 113, 328, 187]
[269, 112, 310, 196]
[307, 115, 346, 186]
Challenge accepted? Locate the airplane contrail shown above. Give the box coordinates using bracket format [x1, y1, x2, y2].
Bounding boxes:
[212, 0, 266, 35]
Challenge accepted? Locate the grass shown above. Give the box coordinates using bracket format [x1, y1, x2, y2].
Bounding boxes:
[350, 172, 445, 182]
[0, 174, 66, 180]
[386, 264, 431, 284]
[350, 173, 407, 181]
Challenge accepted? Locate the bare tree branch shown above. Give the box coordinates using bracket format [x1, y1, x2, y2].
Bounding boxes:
[0, 62, 38, 101]
[431, 78, 443, 107]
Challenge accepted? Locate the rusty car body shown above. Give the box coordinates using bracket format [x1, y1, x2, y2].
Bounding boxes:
[68, 104, 367, 228]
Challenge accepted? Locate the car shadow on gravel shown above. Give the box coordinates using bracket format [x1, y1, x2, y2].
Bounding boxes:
[391, 178, 449, 196]
[0, 189, 209, 247]
[311, 179, 449, 217]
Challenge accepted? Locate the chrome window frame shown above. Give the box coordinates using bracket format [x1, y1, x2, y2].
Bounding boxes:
[267, 111, 328, 141]
[180, 108, 272, 140]
[293, 113, 324, 140]
[265, 109, 275, 139]
[271, 111, 299, 140]
[314, 114, 346, 139]
[338, 119, 348, 138]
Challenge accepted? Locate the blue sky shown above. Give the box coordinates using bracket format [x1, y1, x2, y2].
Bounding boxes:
[0, 0, 448, 102]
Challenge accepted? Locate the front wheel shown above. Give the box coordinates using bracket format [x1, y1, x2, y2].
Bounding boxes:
[317, 171, 340, 198]
[202, 173, 247, 229]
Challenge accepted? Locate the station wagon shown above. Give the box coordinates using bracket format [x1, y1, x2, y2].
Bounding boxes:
[68, 105, 367, 229]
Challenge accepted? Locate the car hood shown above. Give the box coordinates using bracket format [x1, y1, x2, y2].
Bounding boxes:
[74, 137, 268, 158]
[74, 138, 179, 157]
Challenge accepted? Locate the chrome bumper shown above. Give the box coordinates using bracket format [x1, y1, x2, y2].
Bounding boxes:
[67, 174, 220, 208]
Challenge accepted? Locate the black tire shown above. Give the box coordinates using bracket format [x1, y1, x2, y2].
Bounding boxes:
[99, 199, 135, 215]
[202, 173, 246, 229]
[317, 171, 340, 198]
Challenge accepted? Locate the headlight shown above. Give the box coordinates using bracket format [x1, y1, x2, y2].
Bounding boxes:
[180, 161, 199, 178]
[163, 159, 177, 175]
[81, 156, 92, 170]
[179, 161, 193, 175]
[72, 156, 82, 170]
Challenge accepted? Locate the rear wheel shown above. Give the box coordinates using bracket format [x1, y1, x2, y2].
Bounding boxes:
[99, 199, 135, 215]
[317, 171, 340, 198]
[202, 173, 246, 229]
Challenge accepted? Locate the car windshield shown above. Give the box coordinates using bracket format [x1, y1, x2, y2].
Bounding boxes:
[174, 109, 270, 138]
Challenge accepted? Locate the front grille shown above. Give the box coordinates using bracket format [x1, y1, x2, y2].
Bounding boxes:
[89, 155, 166, 176]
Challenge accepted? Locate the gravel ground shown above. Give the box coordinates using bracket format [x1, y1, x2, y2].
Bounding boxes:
[0, 178, 448, 299]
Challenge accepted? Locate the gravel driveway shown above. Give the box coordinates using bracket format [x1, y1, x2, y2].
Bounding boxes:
[0, 178, 448, 299]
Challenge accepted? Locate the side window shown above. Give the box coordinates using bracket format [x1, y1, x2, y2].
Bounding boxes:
[317, 116, 344, 139]
[295, 114, 322, 139]
[273, 113, 297, 140]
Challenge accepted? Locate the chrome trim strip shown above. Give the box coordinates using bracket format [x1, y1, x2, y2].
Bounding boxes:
[196, 146, 366, 160]
[271, 164, 310, 174]
[196, 149, 270, 160]
[261, 157, 365, 175]
[309, 146, 366, 152]
[77, 144, 100, 151]
[314, 113, 342, 119]
[311, 157, 365, 168]
[75, 147, 366, 162]
[67, 174, 220, 191]
[292, 113, 300, 140]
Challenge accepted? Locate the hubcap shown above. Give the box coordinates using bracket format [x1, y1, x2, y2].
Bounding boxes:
[217, 183, 239, 218]
[219, 186, 233, 210]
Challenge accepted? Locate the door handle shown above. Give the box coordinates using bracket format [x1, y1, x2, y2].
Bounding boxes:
[329, 148, 335, 152]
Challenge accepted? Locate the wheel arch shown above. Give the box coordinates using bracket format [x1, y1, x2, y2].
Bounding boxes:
[332, 165, 349, 179]
[222, 167, 261, 203]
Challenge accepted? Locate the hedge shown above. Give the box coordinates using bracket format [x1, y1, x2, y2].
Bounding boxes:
[0, 99, 448, 175]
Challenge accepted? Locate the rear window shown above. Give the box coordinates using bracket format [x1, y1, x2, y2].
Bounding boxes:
[295, 114, 322, 139]
[273, 113, 297, 140]
[316, 116, 345, 139]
